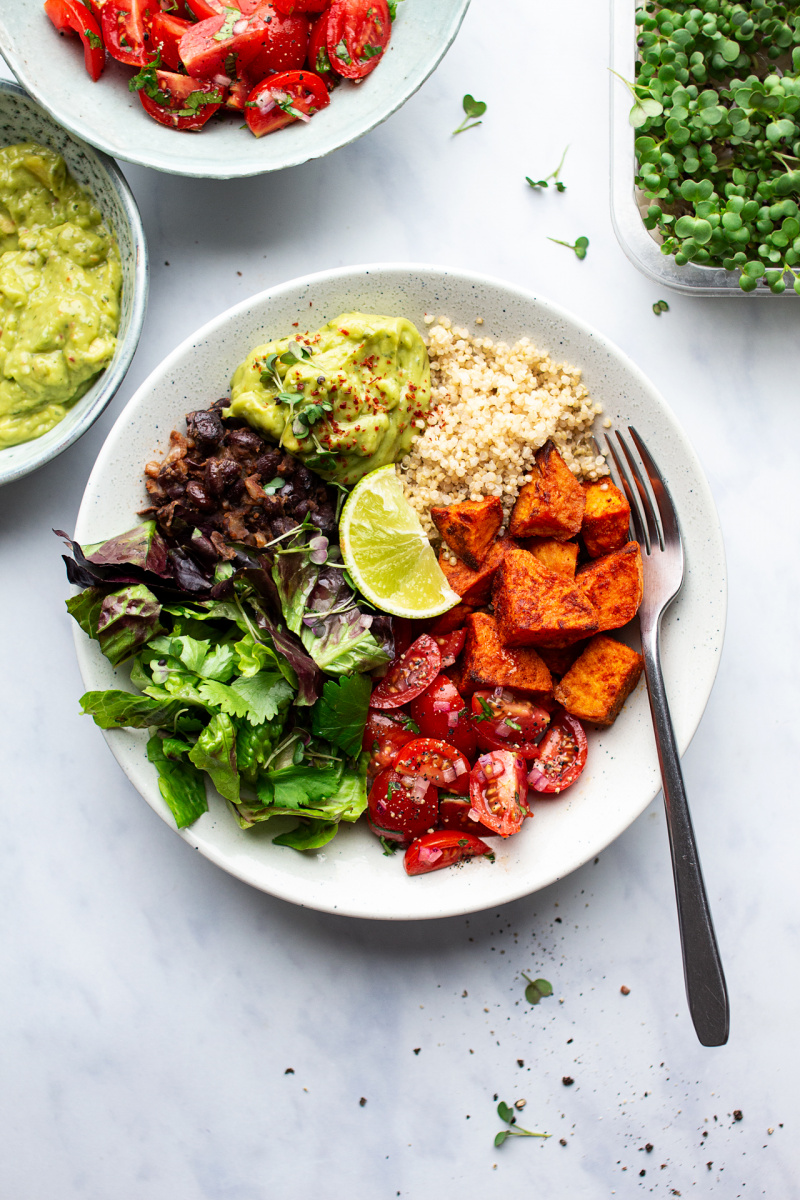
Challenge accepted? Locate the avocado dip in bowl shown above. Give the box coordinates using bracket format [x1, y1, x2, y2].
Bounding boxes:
[0, 79, 147, 489]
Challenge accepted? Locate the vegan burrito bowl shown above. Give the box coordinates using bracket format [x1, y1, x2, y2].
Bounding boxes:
[61, 311, 645, 877]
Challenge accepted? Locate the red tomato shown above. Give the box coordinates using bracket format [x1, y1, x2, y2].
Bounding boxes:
[224, 75, 255, 108]
[150, 10, 193, 69]
[469, 750, 530, 837]
[101, 0, 157, 65]
[244, 8, 311, 78]
[272, 0, 328, 11]
[184, 0, 224, 17]
[368, 767, 438, 846]
[391, 616, 416, 660]
[180, 3, 307, 80]
[369, 634, 441, 710]
[470, 689, 551, 760]
[433, 628, 465, 668]
[393, 737, 471, 797]
[427, 604, 475, 637]
[306, 8, 336, 86]
[408, 674, 477, 760]
[244, 69, 329, 135]
[404, 831, 494, 876]
[159, 0, 195, 16]
[44, 0, 105, 80]
[362, 709, 417, 783]
[438, 796, 495, 838]
[326, 0, 390, 79]
[527, 712, 588, 794]
[137, 69, 226, 129]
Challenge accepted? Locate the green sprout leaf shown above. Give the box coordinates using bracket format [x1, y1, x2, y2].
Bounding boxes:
[652, 299, 670, 315]
[522, 973, 554, 1005]
[526, 145, 569, 192]
[548, 235, 589, 260]
[494, 1099, 550, 1146]
[453, 94, 487, 135]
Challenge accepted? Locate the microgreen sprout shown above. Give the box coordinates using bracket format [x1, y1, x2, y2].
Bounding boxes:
[548, 236, 589, 260]
[494, 1101, 550, 1147]
[258, 344, 329, 449]
[522, 974, 554, 1006]
[652, 299, 670, 316]
[453, 94, 487, 135]
[526, 145, 569, 192]
[609, 68, 664, 129]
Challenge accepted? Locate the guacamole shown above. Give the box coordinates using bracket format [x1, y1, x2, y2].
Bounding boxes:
[0, 144, 122, 451]
[227, 312, 431, 485]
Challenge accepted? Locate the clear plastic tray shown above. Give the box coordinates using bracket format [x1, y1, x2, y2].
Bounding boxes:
[609, 0, 796, 296]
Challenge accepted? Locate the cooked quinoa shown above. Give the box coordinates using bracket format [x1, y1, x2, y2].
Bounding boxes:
[401, 316, 609, 538]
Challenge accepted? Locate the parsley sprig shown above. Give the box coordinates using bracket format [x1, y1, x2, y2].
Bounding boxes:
[129, 53, 169, 105]
[494, 1101, 550, 1147]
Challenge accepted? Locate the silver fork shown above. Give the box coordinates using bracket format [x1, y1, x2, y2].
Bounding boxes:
[604, 426, 730, 1047]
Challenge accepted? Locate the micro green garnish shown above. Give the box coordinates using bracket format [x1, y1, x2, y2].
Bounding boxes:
[84, 28, 102, 48]
[360, 44, 383, 61]
[259, 344, 326, 450]
[334, 37, 352, 64]
[292, 399, 333, 439]
[175, 90, 223, 118]
[522, 974, 554, 1005]
[494, 1101, 551, 1147]
[526, 145, 569, 192]
[652, 299, 670, 315]
[262, 476, 286, 495]
[213, 5, 241, 42]
[548, 235, 589, 260]
[610, 68, 664, 129]
[274, 93, 307, 121]
[472, 697, 494, 722]
[396, 714, 420, 734]
[380, 836, 399, 855]
[504, 717, 522, 733]
[387, 0, 403, 19]
[129, 53, 169, 105]
[453, 94, 487, 135]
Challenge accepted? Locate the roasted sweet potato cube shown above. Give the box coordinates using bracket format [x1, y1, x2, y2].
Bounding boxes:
[581, 479, 631, 558]
[554, 634, 644, 726]
[426, 603, 477, 636]
[431, 497, 504, 571]
[439, 538, 512, 607]
[577, 541, 643, 631]
[459, 612, 552, 700]
[536, 642, 585, 678]
[492, 546, 598, 648]
[508, 440, 585, 540]
[518, 536, 579, 578]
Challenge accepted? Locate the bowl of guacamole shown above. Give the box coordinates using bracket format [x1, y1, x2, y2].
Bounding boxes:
[0, 79, 147, 488]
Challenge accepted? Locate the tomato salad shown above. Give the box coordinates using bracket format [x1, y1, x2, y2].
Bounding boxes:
[44, 0, 398, 136]
[362, 630, 589, 877]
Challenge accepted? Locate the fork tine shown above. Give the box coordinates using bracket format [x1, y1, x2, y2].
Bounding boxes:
[603, 435, 649, 551]
[615, 430, 663, 551]
[627, 426, 681, 547]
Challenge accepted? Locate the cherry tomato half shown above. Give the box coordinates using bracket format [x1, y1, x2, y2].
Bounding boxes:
[432, 627, 465, 668]
[393, 737, 471, 797]
[138, 70, 226, 130]
[470, 688, 551, 760]
[326, 0, 390, 80]
[367, 767, 438, 846]
[427, 603, 475, 637]
[469, 750, 530, 838]
[404, 831, 494, 877]
[408, 674, 477, 760]
[180, 4, 308, 81]
[150, 10, 193, 70]
[244, 69, 329, 135]
[527, 712, 588, 794]
[272, 0, 328, 12]
[306, 8, 336, 86]
[369, 634, 441, 710]
[362, 709, 417, 784]
[438, 796, 495, 838]
[44, 0, 105, 80]
[101, 0, 157, 66]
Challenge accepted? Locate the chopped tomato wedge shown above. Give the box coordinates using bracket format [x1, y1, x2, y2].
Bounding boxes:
[432, 628, 465, 668]
[367, 767, 438, 846]
[438, 796, 495, 838]
[527, 712, 588, 794]
[272, 0, 329, 12]
[369, 634, 441, 710]
[180, 2, 309, 81]
[244, 69, 329, 135]
[408, 674, 476, 760]
[326, 0, 390, 79]
[244, 4, 311, 78]
[469, 750, 530, 838]
[393, 737, 471, 796]
[306, 8, 336, 86]
[184, 0, 225, 18]
[44, 0, 105, 81]
[136, 68, 226, 129]
[101, 0, 158, 66]
[362, 709, 418, 784]
[149, 11, 194, 70]
[404, 831, 494, 876]
[470, 688, 551, 760]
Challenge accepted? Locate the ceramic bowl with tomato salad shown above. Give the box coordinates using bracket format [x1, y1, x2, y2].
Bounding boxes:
[1, 0, 470, 177]
[72, 262, 726, 918]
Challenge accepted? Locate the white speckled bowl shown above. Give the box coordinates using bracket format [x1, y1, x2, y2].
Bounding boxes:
[1, 1, 470, 179]
[72, 264, 727, 920]
[0, 80, 148, 487]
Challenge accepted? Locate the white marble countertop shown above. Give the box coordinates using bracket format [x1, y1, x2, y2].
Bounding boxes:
[2, 2, 799, 1195]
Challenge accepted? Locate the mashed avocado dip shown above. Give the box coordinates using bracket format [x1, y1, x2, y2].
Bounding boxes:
[0, 144, 121, 451]
[227, 312, 431, 485]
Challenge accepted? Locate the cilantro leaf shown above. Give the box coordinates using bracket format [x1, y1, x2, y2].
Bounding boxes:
[84, 28, 102, 48]
[213, 5, 241, 42]
[311, 673, 372, 758]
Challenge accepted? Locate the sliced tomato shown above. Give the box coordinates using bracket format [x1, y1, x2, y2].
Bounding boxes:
[224, 74, 255, 108]
[184, 0, 225, 17]
[408, 674, 476, 760]
[244, 69, 328, 134]
[470, 689, 550, 760]
[362, 709, 417, 784]
[159, 0, 195, 17]
[369, 634, 441, 710]
[150, 10, 194, 68]
[101, 0, 157, 65]
[179, 3, 297, 79]
[469, 750, 530, 838]
[432, 628, 465, 668]
[438, 796, 495, 838]
[326, 0, 390, 79]
[137, 68, 226, 129]
[306, 8, 336, 86]
[527, 712, 588, 794]
[404, 831, 494, 876]
[272, 0, 328, 12]
[393, 737, 471, 797]
[245, 10, 310, 77]
[45, 0, 106, 80]
[367, 767, 438, 846]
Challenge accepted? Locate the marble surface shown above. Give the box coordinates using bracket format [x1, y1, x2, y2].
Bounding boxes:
[1, 2, 798, 1196]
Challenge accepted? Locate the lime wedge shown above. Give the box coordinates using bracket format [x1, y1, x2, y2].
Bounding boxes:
[339, 466, 461, 618]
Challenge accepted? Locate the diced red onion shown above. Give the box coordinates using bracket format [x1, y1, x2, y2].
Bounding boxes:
[412, 776, 429, 802]
[418, 845, 443, 866]
[442, 767, 457, 784]
[494, 723, 511, 739]
[453, 760, 468, 776]
[433, 700, 451, 712]
[468, 808, 481, 823]
[447, 711, 459, 728]
[212, 73, 231, 86]
[232, 17, 248, 33]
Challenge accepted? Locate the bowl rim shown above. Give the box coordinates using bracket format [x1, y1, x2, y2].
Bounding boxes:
[0, 78, 149, 487]
[0, 1, 471, 179]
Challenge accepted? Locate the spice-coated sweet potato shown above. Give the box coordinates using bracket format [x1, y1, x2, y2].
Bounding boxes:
[426, 603, 477, 636]
[576, 541, 643, 631]
[492, 546, 599, 648]
[536, 643, 585, 678]
[431, 497, 504, 571]
[581, 479, 631, 558]
[518, 536, 579, 578]
[508, 440, 585, 540]
[439, 538, 514, 607]
[458, 612, 552, 700]
[554, 634, 644, 726]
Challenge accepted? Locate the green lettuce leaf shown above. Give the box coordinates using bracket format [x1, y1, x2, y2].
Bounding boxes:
[66, 588, 105, 640]
[256, 763, 344, 810]
[235, 716, 286, 784]
[95, 584, 165, 666]
[79, 689, 194, 730]
[234, 751, 368, 828]
[272, 819, 339, 851]
[146, 733, 208, 827]
[311, 673, 371, 757]
[188, 712, 239, 802]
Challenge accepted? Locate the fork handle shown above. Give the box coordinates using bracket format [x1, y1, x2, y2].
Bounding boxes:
[640, 620, 730, 1047]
